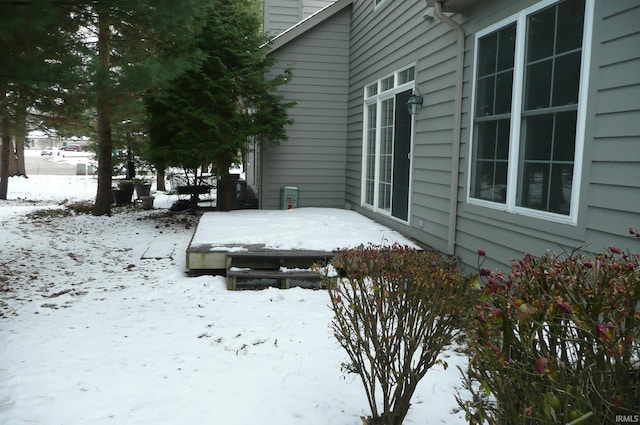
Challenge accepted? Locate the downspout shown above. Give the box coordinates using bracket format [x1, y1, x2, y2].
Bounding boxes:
[431, 1, 465, 256]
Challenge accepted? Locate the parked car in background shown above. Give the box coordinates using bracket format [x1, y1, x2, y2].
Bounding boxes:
[59, 144, 82, 152]
[40, 147, 53, 156]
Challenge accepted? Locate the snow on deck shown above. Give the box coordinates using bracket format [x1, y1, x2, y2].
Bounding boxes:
[188, 207, 418, 252]
[186, 208, 419, 270]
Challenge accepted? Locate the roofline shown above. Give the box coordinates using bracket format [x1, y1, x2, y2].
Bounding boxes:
[265, 0, 353, 53]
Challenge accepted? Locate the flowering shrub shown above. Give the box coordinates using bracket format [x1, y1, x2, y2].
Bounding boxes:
[459, 247, 640, 424]
[321, 244, 471, 425]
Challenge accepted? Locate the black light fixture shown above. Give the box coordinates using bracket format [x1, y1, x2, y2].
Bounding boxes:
[407, 89, 423, 115]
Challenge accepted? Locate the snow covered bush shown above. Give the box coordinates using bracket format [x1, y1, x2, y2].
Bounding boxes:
[459, 248, 640, 425]
[323, 244, 470, 425]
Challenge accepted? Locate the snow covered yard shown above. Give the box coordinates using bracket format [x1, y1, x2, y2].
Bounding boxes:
[0, 175, 468, 425]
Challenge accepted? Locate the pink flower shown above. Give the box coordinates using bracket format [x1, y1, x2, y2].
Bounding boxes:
[480, 267, 491, 277]
[609, 245, 622, 255]
[488, 277, 500, 294]
[556, 300, 573, 314]
[477, 248, 486, 257]
[596, 322, 613, 341]
[535, 357, 549, 374]
[582, 261, 593, 269]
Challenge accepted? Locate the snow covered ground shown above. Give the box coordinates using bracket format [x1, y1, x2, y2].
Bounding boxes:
[0, 173, 468, 425]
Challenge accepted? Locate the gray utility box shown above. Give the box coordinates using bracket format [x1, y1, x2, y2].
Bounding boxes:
[281, 186, 298, 209]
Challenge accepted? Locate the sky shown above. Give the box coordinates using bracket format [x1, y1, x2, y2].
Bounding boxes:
[0, 153, 469, 425]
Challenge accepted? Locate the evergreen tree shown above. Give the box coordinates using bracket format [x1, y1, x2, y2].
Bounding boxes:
[145, 0, 294, 212]
[75, 1, 209, 215]
[0, 0, 81, 198]
[1, 1, 210, 212]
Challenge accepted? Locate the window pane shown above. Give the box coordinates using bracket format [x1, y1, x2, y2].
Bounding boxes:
[496, 119, 510, 160]
[472, 160, 507, 203]
[549, 164, 572, 215]
[378, 181, 391, 210]
[494, 161, 508, 202]
[553, 111, 577, 161]
[381, 76, 394, 92]
[556, 0, 584, 54]
[525, 59, 552, 110]
[519, 112, 575, 215]
[478, 32, 498, 77]
[398, 67, 415, 85]
[495, 70, 513, 114]
[519, 163, 572, 215]
[365, 104, 377, 205]
[476, 76, 495, 116]
[476, 120, 511, 161]
[552, 52, 581, 106]
[497, 24, 516, 72]
[366, 179, 374, 204]
[527, 5, 555, 62]
[378, 98, 394, 212]
[519, 163, 548, 211]
[367, 84, 378, 97]
[472, 118, 509, 203]
[523, 114, 553, 161]
[477, 121, 497, 159]
[383, 127, 393, 151]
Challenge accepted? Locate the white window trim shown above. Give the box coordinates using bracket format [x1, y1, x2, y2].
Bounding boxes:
[466, 0, 594, 226]
[361, 64, 417, 223]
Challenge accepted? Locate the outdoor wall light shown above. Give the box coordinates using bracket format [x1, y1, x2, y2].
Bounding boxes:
[407, 90, 423, 115]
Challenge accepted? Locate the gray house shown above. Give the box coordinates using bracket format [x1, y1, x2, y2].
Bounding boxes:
[253, 0, 640, 270]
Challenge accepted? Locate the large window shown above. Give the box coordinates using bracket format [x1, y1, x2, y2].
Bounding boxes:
[362, 65, 415, 221]
[468, 0, 592, 223]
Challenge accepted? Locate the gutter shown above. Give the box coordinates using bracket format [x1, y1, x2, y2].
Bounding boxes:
[430, 1, 466, 256]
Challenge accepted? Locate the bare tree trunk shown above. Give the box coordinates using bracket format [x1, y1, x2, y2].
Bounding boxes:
[14, 137, 26, 176]
[14, 107, 27, 176]
[93, 7, 114, 216]
[8, 137, 18, 176]
[0, 91, 10, 200]
[156, 167, 166, 191]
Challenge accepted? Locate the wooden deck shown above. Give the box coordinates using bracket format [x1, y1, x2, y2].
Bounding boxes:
[184, 207, 420, 290]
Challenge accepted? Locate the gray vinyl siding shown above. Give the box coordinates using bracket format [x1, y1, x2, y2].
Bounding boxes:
[264, 0, 301, 36]
[345, 0, 463, 254]
[302, 0, 336, 17]
[583, 1, 640, 251]
[454, 0, 640, 271]
[264, 0, 336, 36]
[262, 7, 350, 209]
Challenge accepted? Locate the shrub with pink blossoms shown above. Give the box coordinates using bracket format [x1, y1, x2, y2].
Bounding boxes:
[458, 248, 640, 424]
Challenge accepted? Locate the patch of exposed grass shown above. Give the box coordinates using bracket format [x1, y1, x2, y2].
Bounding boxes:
[26, 200, 94, 220]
